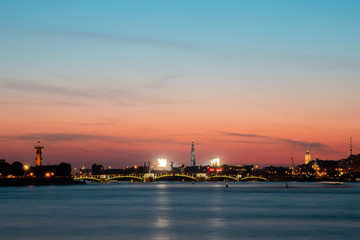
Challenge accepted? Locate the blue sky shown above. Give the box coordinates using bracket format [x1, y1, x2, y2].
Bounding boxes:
[2, 1, 359, 72]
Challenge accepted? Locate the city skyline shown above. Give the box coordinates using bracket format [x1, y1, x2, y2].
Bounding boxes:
[1, 1, 360, 168]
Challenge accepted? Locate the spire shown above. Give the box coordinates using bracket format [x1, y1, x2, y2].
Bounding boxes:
[350, 136, 353, 156]
[191, 141, 196, 167]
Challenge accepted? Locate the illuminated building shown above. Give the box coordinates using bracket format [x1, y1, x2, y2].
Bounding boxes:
[154, 158, 167, 171]
[305, 150, 311, 165]
[191, 141, 196, 167]
[158, 159, 167, 168]
[210, 158, 220, 166]
[35, 141, 44, 166]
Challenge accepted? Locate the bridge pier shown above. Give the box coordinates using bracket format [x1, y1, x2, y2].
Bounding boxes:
[196, 173, 207, 182]
[143, 173, 155, 182]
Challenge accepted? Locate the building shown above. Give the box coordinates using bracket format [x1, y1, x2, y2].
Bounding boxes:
[339, 154, 360, 174]
[210, 158, 220, 166]
[305, 150, 311, 164]
[190, 141, 196, 167]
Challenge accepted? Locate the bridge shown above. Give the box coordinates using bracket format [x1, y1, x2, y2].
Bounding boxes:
[74, 173, 268, 182]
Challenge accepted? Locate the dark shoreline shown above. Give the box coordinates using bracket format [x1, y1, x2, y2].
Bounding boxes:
[0, 177, 86, 186]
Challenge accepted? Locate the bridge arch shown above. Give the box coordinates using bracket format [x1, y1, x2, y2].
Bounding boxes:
[74, 176, 102, 182]
[206, 175, 239, 182]
[106, 176, 144, 182]
[154, 174, 196, 182]
[240, 176, 268, 182]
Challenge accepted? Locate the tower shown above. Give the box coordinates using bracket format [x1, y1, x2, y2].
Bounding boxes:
[191, 141, 196, 167]
[35, 141, 44, 166]
[305, 150, 311, 164]
[291, 157, 295, 175]
[350, 136, 353, 156]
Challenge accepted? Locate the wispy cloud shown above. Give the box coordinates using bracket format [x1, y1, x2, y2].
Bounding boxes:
[222, 132, 327, 149]
[0, 79, 94, 98]
[45, 31, 357, 70]
[0, 133, 184, 145]
[0, 78, 177, 106]
[29, 30, 207, 54]
[224, 132, 269, 139]
[34, 120, 116, 127]
[7, 29, 360, 73]
[69, 122, 114, 127]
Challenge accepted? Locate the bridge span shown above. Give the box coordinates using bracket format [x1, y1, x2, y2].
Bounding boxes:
[74, 174, 268, 182]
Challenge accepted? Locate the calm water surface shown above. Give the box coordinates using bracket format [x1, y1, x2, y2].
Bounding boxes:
[1, 182, 359, 240]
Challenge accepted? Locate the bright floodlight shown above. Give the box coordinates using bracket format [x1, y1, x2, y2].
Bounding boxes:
[210, 158, 220, 166]
[158, 158, 167, 167]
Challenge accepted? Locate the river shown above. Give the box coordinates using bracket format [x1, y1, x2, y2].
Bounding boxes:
[1, 182, 359, 240]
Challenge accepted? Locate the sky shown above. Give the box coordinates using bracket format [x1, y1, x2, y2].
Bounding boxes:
[1, 0, 360, 169]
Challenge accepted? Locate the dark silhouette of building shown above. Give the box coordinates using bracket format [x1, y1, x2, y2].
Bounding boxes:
[29, 163, 71, 177]
[339, 154, 360, 174]
[91, 164, 104, 175]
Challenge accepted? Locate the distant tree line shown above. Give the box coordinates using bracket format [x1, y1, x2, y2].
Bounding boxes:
[0, 160, 24, 176]
[0, 159, 71, 177]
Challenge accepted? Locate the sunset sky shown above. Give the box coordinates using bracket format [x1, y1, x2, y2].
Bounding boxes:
[1, 0, 360, 169]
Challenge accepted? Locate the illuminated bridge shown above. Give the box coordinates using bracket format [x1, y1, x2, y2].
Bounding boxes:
[74, 173, 268, 182]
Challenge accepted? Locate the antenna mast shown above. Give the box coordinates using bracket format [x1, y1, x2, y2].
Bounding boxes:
[350, 136, 353, 156]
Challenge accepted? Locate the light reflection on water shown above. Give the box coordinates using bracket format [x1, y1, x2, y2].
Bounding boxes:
[1, 182, 360, 240]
